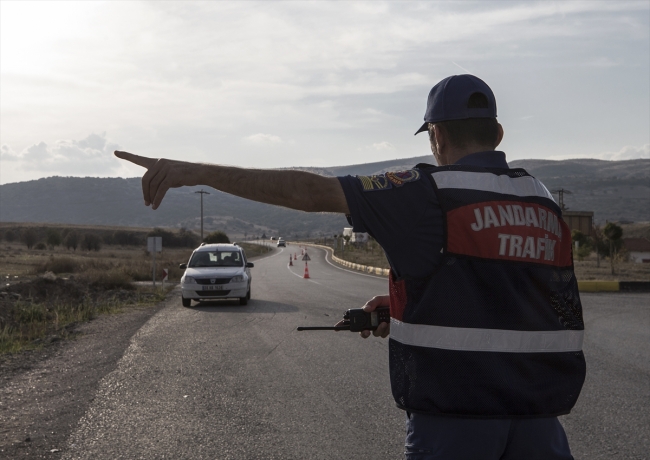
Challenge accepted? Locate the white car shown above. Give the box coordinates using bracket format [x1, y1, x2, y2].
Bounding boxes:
[277, 238, 286, 247]
[179, 244, 253, 307]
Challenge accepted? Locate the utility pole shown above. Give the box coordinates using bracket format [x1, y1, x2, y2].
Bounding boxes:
[194, 189, 210, 241]
[551, 188, 572, 211]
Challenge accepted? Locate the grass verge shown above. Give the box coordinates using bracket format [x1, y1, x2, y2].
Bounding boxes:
[0, 281, 171, 355]
[239, 242, 273, 259]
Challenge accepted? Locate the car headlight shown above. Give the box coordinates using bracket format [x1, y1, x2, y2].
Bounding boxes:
[182, 275, 197, 284]
[230, 275, 245, 283]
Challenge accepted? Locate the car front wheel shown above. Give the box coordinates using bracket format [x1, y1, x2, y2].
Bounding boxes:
[239, 286, 250, 305]
[182, 296, 192, 307]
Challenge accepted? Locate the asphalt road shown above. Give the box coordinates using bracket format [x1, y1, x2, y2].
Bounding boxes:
[61, 244, 649, 460]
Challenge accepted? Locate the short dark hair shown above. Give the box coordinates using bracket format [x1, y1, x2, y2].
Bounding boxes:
[428, 92, 500, 148]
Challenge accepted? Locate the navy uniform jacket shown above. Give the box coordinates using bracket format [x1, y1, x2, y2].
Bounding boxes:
[337, 151, 586, 418]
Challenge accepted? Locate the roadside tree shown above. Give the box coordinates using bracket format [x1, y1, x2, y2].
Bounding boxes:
[47, 229, 63, 249]
[64, 231, 80, 251]
[81, 233, 102, 251]
[571, 230, 592, 261]
[603, 222, 624, 275]
[4, 230, 16, 243]
[22, 229, 38, 249]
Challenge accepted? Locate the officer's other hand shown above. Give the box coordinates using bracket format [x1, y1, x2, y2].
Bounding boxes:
[114, 151, 200, 210]
[361, 295, 390, 339]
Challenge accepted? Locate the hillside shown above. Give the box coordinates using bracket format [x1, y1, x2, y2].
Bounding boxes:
[1, 157, 648, 236]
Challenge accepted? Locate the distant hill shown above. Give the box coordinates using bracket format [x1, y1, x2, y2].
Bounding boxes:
[1, 157, 648, 236]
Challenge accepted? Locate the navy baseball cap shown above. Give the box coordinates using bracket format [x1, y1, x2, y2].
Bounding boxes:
[414, 74, 497, 135]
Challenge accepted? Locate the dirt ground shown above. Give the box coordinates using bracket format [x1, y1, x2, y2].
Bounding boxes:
[0, 243, 270, 458]
[0, 296, 167, 459]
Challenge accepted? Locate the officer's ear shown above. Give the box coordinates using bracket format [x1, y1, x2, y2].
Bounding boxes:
[432, 124, 447, 154]
[494, 123, 504, 149]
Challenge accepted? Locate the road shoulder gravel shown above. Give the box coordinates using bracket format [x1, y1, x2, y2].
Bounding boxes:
[0, 298, 168, 459]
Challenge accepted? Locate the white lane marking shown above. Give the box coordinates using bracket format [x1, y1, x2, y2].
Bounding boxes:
[286, 263, 322, 285]
[312, 247, 388, 281]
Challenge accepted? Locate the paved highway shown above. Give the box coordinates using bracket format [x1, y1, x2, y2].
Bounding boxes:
[62, 243, 649, 459]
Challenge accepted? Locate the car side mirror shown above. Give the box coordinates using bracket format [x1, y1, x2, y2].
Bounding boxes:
[179, 263, 187, 269]
[246, 262, 254, 268]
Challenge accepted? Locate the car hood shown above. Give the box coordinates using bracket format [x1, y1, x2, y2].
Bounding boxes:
[184, 267, 245, 278]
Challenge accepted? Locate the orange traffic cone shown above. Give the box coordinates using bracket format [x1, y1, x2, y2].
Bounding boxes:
[289, 255, 293, 266]
[303, 262, 310, 279]
[294, 253, 297, 260]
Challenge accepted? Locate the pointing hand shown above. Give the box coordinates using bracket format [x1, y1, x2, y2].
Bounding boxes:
[114, 151, 201, 210]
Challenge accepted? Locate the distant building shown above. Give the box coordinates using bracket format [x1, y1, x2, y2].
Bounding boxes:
[562, 211, 594, 236]
[623, 238, 650, 263]
[342, 227, 369, 244]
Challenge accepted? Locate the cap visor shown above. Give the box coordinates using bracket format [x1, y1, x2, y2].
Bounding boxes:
[414, 122, 428, 136]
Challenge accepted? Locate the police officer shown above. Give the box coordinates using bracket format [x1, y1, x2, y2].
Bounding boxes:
[116, 74, 585, 460]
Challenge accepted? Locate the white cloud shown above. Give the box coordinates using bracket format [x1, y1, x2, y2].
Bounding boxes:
[1, 133, 124, 181]
[0, 1, 648, 180]
[358, 141, 396, 151]
[547, 144, 650, 161]
[244, 133, 284, 145]
[596, 144, 650, 160]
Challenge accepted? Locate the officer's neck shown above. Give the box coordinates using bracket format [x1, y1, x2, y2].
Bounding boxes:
[434, 144, 495, 166]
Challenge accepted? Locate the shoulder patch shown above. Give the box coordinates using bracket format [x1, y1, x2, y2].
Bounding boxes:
[358, 174, 392, 192]
[385, 169, 421, 187]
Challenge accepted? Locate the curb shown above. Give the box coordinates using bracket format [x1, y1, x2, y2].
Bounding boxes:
[293, 242, 390, 277]
[577, 281, 650, 292]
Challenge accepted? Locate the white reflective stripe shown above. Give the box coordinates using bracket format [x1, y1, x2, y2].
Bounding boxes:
[431, 171, 555, 201]
[390, 318, 583, 353]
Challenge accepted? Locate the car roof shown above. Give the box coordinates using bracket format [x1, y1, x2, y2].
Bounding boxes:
[194, 243, 241, 252]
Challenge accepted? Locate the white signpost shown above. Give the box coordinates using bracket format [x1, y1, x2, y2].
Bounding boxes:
[147, 237, 163, 287]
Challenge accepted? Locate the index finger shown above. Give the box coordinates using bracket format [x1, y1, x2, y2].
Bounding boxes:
[114, 150, 157, 169]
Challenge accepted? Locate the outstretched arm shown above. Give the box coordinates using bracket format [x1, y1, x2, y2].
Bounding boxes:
[114, 151, 349, 214]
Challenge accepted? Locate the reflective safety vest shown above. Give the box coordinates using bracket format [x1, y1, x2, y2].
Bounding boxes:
[388, 164, 586, 418]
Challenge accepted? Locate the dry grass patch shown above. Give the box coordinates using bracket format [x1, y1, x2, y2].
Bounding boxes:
[0, 240, 191, 354]
[0, 278, 170, 354]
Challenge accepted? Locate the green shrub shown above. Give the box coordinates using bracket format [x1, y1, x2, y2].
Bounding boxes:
[204, 230, 230, 244]
[80, 269, 134, 290]
[35, 242, 47, 250]
[47, 229, 62, 248]
[4, 230, 16, 243]
[17, 304, 47, 323]
[64, 231, 79, 251]
[23, 229, 38, 249]
[81, 233, 102, 251]
[113, 230, 144, 246]
[38, 257, 80, 274]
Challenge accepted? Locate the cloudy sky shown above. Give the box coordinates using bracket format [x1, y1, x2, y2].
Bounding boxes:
[1, 1, 648, 184]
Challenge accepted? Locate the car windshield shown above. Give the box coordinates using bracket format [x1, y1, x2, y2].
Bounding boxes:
[188, 251, 243, 267]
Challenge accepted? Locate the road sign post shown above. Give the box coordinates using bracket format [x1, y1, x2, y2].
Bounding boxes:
[147, 237, 162, 287]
